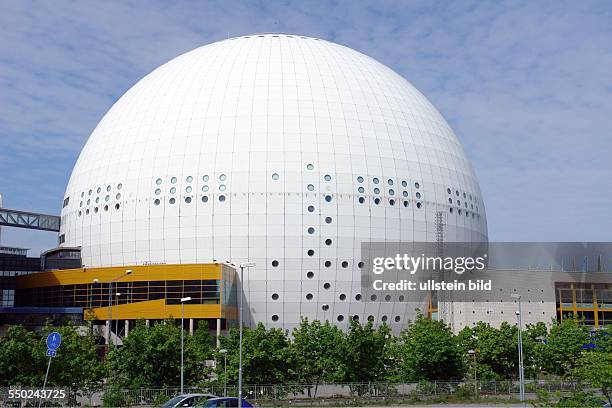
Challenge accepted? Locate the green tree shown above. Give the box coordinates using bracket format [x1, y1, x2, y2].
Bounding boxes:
[290, 318, 345, 393]
[341, 320, 392, 383]
[217, 323, 294, 385]
[572, 350, 612, 405]
[537, 318, 589, 376]
[398, 312, 464, 381]
[106, 319, 212, 388]
[34, 324, 104, 391]
[0, 325, 42, 386]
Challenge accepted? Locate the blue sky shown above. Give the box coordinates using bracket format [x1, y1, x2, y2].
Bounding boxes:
[1, 0, 611, 255]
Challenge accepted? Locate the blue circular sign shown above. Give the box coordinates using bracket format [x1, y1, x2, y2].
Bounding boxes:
[46, 332, 62, 350]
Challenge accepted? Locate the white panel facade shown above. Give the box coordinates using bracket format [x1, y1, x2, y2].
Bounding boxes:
[60, 34, 488, 331]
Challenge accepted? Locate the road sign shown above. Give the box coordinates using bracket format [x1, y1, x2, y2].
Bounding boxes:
[46, 332, 62, 350]
[46, 349, 57, 357]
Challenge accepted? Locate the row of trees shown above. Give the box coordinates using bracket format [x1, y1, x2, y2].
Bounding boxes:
[0, 314, 610, 399]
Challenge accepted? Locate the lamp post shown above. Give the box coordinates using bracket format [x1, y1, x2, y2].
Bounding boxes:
[467, 349, 477, 398]
[238, 262, 255, 408]
[106, 270, 132, 349]
[219, 349, 228, 397]
[511, 293, 525, 402]
[180, 296, 192, 394]
[114, 292, 121, 345]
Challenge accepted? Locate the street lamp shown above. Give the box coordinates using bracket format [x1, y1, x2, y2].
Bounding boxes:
[219, 349, 228, 397]
[511, 293, 525, 402]
[238, 262, 255, 408]
[107, 270, 132, 348]
[467, 349, 477, 398]
[180, 296, 192, 394]
[114, 292, 122, 346]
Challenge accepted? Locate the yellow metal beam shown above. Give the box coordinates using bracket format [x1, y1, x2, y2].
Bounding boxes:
[16, 263, 228, 289]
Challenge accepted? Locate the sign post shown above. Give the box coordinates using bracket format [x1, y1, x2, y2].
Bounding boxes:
[39, 332, 62, 408]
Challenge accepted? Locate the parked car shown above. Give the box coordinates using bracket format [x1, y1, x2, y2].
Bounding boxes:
[161, 393, 217, 408]
[196, 397, 254, 407]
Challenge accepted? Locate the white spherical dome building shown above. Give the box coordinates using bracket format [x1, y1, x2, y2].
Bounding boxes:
[60, 34, 487, 330]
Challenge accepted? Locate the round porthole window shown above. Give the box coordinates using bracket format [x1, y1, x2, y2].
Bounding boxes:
[358, 261, 364, 268]
[341, 261, 348, 268]
[307, 227, 315, 234]
[416, 192, 421, 199]
[402, 181, 408, 187]
[219, 195, 226, 202]
[403, 201, 409, 207]
[307, 184, 315, 191]
[382, 315, 388, 322]
[307, 205, 315, 212]
[324, 260, 332, 267]
[170, 187, 176, 194]
[272, 315, 279, 322]
[325, 238, 332, 246]
[357, 176, 364, 183]
[115, 204, 120, 210]
[416, 202, 422, 208]
[306, 293, 313, 300]
[373, 178, 379, 184]
[374, 198, 380, 205]
[169, 198, 176, 204]
[202, 196, 209, 203]
[171, 177, 177, 184]
[447, 188, 452, 194]
[186, 186, 192, 193]
[186, 176, 193, 182]
[104, 205, 109, 211]
[272, 173, 279, 180]
[185, 197, 192, 203]
[219, 174, 226, 181]
[385, 295, 391, 301]
[370, 294, 377, 301]
[414, 182, 420, 189]
[355, 294, 362, 300]
[339, 294, 346, 301]
[307, 163, 314, 170]
[358, 186, 365, 193]
[307, 271, 314, 279]
[272, 293, 279, 300]
[94, 207, 98, 213]
[403, 191, 408, 197]
[154, 199, 160, 206]
[219, 185, 226, 191]
[203, 175, 209, 182]
[324, 195, 332, 202]
[272, 260, 279, 267]
[324, 174, 331, 181]
[106, 185, 111, 192]
[322, 304, 329, 311]
[116, 193, 121, 200]
[374, 188, 380, 194]
[202, 185, 209, 192]
[307, 249, 315, 256]
[155, 189, 161, 195]
[325, 216, 332, 224]
[337, 315, 344, 322]
[358, 197, 365, 204]
[156, 178, 162, 185]
[395, 316, 401, 322]
[352, 315, 359, 321]
[388, 179, 393, 185]
[389, 199, 395, 206]
[323, 282, 331, 289]
[389, 189, 395, 195]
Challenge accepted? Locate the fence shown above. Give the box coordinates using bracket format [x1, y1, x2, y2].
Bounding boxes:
[0, 380, 582, 407]
[109, 380, 580, 406]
